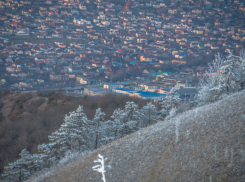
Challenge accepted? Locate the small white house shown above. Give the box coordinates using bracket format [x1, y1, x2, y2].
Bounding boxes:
[140, 83, 158, 91]
[16, 30, 29, 36]
[103, 83, 123, 89]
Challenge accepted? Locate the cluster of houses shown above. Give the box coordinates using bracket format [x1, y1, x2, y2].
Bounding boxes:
[0, 0, 244, 100]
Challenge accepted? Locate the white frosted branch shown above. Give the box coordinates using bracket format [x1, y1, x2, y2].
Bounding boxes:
[92, 154, 106, 182]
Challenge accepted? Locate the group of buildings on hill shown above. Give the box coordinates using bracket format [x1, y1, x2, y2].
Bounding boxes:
[0, 0, 244, 101]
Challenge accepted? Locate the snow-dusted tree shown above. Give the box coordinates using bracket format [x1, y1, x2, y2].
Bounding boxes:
[68, 106, 90, 151]
[1, 149, 32, 182]
[111, 108, 126, 139]
[218, 52, 241, 94]
[1, 161, 31, 182]
[92, 154, 106, 182]
[165, 107, 177, 120]
[17, 149, 32, 179]
[239, 50, 245, 88]
[1, 162, 22, 182]
[140, 102, 158, 127]
[124, 101, 141, 121]
[159, 107, 168, 118]
[238, 50, 245, 89]
[196, 52, 243, 105]
[28, 154, 45, 174]
[109, 102, 141, 139]
[36, 143, 55, 169]
[48, 115, 72, 158]
[48, 105, 90, 158]
[122, 102, 141, 135]
[161, 85, 180, 116]
[90, 108, 105, 149]
[37, 143, 53, 161]
[195, 84, 220, 105]
[18, 149, 32, 165]
[99, 120, 116, 146]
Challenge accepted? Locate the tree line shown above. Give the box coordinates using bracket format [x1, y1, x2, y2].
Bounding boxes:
[1, 100, 174, 181]
[0, 92, 148, 175]
[1, 84, 182, 181]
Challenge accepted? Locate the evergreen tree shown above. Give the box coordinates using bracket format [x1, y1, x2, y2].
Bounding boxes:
[123, 102, 141, 135]
[239, 50, 245, 88]
[37, 143, 55, 168]
[161, 85, 180, 116]
[1, 162, 21, 182]
[196, 52, 244, 105]
[48, 106, 90, 158]
[1, 149, 32, 182]
[99, 120, 116, 146]
[90, 108, 105, 149]
[140, 102, 158, 127]
[218, 52, 240, 94]
[124, 101, 141, 122]
[27, 154, 45, 174]
[197, 53, 228, 105]
[68, 106, 90, 151]
[111, 108, 126, 139]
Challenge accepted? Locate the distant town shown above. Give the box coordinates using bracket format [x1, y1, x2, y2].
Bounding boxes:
[0, 0, 244, 101]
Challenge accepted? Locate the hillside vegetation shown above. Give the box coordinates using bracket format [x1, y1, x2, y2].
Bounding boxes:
[0, 91, 147, 174]
[31, 90, 245, 182]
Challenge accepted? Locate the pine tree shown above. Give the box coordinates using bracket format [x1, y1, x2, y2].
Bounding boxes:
[37, 143, 54, 164]
[48, 115, 71, 158]
[196, 53, 226, 105]
[239, 50, 245, 88]
[100, 120, 116, 146]
[111, 108, 126, 139]
[1, 149, 32, 182]
[28, 154, 45, 174]
[123, 102, 141, 135]
[90, 108, 105, 149]
[124, 101, 141, 122]
[161, 85, 180, 115]
[165, 107, 177, 120]
[37, 143, 55, 168]
[48, 105, 90, 158]
[68, 106, 90, 151]
[140, 102, 158, 127]
[196, 52, 243, 105]
[218, 52, 240, 94]
[17, 149, 32, 180]
[1, 162, 21, 182]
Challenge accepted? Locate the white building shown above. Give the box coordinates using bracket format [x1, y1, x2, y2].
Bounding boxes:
[103, 83, 123, 89]
[16, 30, 29, 36]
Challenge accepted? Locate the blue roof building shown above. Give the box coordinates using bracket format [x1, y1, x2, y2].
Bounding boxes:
[112, 62, 121, 67]
[112, 88, 166, 101]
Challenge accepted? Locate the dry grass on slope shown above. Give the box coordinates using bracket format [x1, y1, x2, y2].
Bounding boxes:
[31, 91, 245, 182]
[0, 92, 148, 175]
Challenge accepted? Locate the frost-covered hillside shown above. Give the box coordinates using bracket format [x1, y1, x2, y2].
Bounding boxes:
[30, 91, 245, 182]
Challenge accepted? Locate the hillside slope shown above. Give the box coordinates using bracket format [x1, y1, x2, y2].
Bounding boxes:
[31, 91, 245, 182]
[0, 92, 147, 174]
